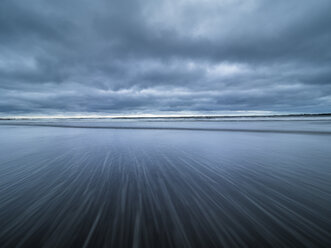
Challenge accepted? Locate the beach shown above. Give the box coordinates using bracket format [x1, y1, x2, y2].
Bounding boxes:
[0, 118, 330, 247]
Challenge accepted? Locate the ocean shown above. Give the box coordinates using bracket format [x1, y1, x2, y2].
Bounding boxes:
[0, 118, 330, 247]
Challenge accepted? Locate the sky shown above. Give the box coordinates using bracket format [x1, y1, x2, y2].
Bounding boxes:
[0, 0, 331, 116]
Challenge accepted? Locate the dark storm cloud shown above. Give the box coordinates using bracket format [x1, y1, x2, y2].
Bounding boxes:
[0, 0, 331, 115]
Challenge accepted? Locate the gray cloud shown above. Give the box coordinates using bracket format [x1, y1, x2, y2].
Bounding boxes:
[0, 0, 331, 116]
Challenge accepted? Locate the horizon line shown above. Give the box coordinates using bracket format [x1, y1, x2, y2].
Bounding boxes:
[1, 112, 331, 120]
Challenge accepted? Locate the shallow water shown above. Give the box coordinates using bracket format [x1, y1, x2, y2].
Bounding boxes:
[0, 119, 330, 247]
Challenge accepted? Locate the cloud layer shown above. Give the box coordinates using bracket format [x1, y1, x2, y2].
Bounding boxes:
[1, 0, 331, 115]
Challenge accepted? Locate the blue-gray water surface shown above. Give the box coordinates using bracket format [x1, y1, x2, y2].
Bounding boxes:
[0, 119, 330, 247]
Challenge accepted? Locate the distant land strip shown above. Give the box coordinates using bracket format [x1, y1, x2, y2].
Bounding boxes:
[1, 122, 331, 136]
[0, 113, 331, 120]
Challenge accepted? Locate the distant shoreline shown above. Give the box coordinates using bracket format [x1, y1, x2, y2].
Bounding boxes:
[1, 113, 331, 121]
